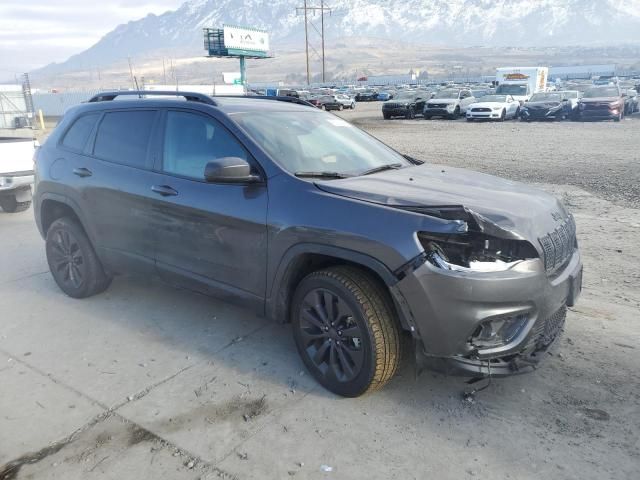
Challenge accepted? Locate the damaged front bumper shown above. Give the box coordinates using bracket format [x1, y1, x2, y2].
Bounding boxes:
[396, 247, 582, 378]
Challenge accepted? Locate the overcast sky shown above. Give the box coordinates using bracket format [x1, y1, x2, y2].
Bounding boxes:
[0, 0, 185, 80]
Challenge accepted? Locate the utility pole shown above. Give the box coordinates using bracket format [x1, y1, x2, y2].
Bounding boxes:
[296, 2, 332, 85]
[162, 58, 167, 84]
[321, 0, 326, 82]
[304, 0, 310, 84]
[127, 56, 136, 90]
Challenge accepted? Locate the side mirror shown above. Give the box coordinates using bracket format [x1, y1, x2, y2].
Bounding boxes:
[204, 157, 261, 184]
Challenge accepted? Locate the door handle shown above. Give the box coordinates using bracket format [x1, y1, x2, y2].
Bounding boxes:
[73, 167, 92, 178]
[151, 185, 178, 197]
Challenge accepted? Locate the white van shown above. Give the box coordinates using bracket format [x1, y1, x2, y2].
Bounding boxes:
[495, 67, 549, 103]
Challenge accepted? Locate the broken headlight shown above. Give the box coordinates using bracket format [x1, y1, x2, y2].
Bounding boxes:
[469, 313, 530, 349]
[418, 232, 538, 273]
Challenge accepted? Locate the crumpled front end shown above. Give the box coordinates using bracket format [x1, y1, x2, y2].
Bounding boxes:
[314, 164, 584, 377]
[395, 206, 582, 378]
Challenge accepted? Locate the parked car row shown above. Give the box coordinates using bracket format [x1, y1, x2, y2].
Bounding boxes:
[380, 85, 637, 122]
[306, 94, 356, 111]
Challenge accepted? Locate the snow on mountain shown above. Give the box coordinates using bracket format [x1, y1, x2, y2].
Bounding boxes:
[36, 0, 640, 74]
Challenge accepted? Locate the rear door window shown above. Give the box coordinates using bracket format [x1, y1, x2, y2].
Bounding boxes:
[93, 110, 157, 169]
[162, 111, 248, 180]
[61, 113, 100, 152]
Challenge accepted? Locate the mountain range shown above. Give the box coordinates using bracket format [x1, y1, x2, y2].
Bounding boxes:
[35, 0, 640, 77]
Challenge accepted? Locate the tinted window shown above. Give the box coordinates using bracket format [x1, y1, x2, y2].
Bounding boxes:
[93, 110, 156, 168]
[163, 111, 248, 180]
[61, 113, 100, 151]
[583, 87, 620, 98]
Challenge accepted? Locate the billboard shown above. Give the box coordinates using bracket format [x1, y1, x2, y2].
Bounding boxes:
[223, 25, 269, 55]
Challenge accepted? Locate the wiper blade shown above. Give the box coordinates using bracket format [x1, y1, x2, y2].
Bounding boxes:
[360, 163, 403, 176]
[403, 154, 424, 165]
[294, 171, 350, 179]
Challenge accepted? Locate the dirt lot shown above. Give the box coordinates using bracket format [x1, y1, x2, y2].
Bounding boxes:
[1, 105, 639, 479]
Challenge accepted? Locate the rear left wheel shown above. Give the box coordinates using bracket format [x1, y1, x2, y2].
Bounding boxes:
[45, 217, 112, 298]
[291, 266, 401, 397]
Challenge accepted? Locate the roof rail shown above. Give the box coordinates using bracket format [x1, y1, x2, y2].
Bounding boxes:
[212, 94, 316, 108]
[88, 91, 216, 105]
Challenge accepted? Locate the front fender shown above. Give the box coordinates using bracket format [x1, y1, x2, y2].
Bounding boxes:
[266, 242, 418, 333]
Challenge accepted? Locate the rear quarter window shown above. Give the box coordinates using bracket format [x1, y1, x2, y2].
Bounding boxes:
[61, 113, 100, 152]
[93, 110, 157, 168]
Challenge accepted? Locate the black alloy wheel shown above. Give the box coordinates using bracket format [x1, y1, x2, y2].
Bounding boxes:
[298, 288, 365, 383]
[292, 266, 401, 397]
[45, 217, 112, 298]
[48, 228, 85, 291]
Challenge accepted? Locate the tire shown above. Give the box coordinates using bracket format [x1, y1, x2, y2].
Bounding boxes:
[0, 195, 31, 213]
[351, 103, 356, 109]
[339, 104, 344, 111]
[448, 106, 460, 120]
[405, 107, 415, 120]
[499, 109, 506, 122]
[291, 266, 401, 397]
[515, 107, 520, 119]
[383, 113, 391, 120]
[466, 117, 473, 122]
[45, 217, 112, 298]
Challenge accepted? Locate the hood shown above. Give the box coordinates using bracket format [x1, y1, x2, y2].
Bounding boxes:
[315, 164, 568, 244]
[428, 98, 456, 103]
[580, 97, 619, 103]
[469, 101, 506, 109]
[526, 101, 561, 108]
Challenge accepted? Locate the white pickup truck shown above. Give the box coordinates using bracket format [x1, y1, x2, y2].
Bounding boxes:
[0, 137, 38, 213]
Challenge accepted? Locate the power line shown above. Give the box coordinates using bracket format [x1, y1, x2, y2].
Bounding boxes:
[296, 1, 332, 84]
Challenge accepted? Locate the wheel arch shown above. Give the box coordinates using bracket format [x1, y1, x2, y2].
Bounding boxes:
[267, 244, 416, 333]
[38, 194, 94, 244]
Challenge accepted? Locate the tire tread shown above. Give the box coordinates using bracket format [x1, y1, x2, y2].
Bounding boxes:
[304, 266, 401, 395]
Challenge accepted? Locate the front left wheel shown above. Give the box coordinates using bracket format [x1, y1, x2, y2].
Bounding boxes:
[291, 266, 401, 397]
[45, 217, 112, 298]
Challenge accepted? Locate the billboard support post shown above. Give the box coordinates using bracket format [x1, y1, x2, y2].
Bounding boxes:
[239, 56, 247, 86]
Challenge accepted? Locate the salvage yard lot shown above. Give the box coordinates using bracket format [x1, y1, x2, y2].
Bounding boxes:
[1, 105, 639, 479]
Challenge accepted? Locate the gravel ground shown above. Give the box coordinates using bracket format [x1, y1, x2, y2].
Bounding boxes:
[338, 103, 640, 209]
[0, 103, 638, 480]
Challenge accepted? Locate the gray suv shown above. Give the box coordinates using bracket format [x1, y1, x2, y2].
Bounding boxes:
[424, 88, 476, 119]
[33, 91, 582, 397]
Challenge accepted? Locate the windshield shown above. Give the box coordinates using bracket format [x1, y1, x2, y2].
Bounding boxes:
[394, 92, 417, 101]
[478, 95, 507, 103]
[434, 90, 459, 99]
[561, 91, 578, 99]
[233, 111, 411, 177]
[583, 87, 619, 98]
[529, 93, 562, 102]
[496, 84, 528, 95]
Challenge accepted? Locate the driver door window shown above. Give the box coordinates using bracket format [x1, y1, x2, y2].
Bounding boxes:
[163, 111, 247, 180]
